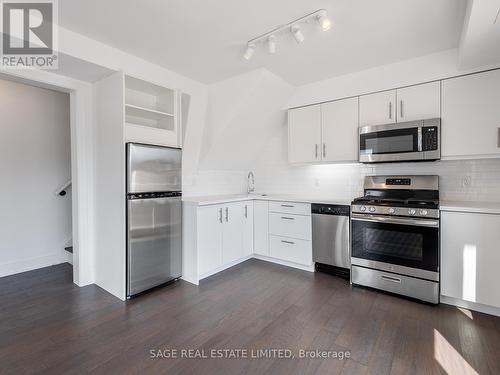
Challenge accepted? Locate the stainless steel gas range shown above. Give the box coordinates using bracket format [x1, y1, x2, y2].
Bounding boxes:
[350, 175, 440, 304]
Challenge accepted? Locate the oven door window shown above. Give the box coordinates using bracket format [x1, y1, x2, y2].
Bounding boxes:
[351, 219, 439, 272]
[360, 127, 419, 155]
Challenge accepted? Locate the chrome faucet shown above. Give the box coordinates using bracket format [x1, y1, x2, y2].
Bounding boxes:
[247, 171, 255, 194]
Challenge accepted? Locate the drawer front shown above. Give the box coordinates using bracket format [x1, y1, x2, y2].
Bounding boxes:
[269, 235, 312, 265]
[268, 201, 311, 216]
[269, 212, 311, 240]
[351, 266, 439, 304]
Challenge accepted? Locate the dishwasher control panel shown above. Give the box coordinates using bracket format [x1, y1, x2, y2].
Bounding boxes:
[312, 204, 350, 216]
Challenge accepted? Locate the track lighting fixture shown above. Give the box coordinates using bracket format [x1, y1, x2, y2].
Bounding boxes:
[267, 35, 276, 54]
[243, 44, 255, 60]
[243, 9, 332, 60]
[291, 26, 305, 44]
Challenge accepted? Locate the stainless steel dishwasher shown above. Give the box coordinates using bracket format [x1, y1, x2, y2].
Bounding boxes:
[312, 204, 350, 278]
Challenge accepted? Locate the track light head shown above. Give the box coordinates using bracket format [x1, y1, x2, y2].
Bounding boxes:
[267, 35, 276, 54]
[243, 44, 255, 60]
[291, 25, 304, 44]
[317, 10, 332, 31]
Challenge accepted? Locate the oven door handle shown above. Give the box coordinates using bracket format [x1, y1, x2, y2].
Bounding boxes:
[351, 214, 439, 228]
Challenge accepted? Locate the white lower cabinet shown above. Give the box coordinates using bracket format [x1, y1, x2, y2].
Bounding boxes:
[197, 201, 252, 278]
[191, 199, 313, 283]
[268, 212, 311, 240]
[269, 235, 312, 266]
[441, 211, 500, 310]
[197, 205, 223, 276]
[267, 201, 312, 266]
[222, 202, 245, 264]
[254, 200, 269, 256]
[242, 201, 254, 257]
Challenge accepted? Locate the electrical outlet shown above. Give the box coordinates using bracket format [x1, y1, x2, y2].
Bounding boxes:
[462, 176, 471, 187]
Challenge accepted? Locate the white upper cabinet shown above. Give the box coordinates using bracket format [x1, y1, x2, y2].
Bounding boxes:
[321, 97, 359, 162]
[288, 105, 321, 163]
[396, 81, 441, 122]
[359, 90, 396, 126]
[359, 82, 440, 126]
[441, 70, 500, 159]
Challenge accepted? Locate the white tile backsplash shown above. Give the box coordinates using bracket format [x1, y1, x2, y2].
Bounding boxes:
[183, 170, 247, 197]
[186, 159, 500, 203]
[254, 159, 500, 203]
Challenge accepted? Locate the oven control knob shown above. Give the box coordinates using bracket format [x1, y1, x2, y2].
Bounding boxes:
[420, 209, 428, 216]
[408, 209, 417, 215]
[369, 206, 376, 213]
[388, 208, 395, 214]
[359, 206, 366, 212]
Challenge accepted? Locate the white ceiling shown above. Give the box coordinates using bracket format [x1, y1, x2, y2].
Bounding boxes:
[59, 0, 467, 85]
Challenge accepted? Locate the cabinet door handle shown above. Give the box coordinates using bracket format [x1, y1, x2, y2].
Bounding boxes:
[281, 216, 295, 220]
[244, 205, 248, 218]
[388, 102, 392, 120]
[315, 144, 319, 159]
[322, 144, 326, 158]
[497, 128, 500, 148]
[225, 207, 229, 222]
[381, 275, 401, 284]
[281, 204, 294, 208]
[400, 100, 404, 118]
[281, 240, 295, 245]
[219, 208, 223, 223]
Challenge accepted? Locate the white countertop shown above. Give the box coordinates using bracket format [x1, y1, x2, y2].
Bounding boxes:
[183, 195, 500, 214]
[182, 193, 352, 207]
[440, 201, 500, 215]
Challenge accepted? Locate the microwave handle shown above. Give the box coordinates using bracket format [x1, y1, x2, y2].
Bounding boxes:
[418, 127, 423, 152]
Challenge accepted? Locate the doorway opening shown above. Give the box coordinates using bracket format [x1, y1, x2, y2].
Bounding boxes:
[0, 77, 73, 281]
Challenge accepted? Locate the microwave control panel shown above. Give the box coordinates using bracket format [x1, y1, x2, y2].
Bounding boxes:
[422, 126, 439, 151]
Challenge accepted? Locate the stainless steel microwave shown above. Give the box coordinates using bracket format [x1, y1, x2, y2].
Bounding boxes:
[359, 118, 440, 163]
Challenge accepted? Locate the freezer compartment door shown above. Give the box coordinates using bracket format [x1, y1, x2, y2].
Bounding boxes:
[127, 196, 182, 296]
[127, 143, 181, 193]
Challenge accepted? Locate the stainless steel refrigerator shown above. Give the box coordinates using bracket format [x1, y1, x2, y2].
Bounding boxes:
[126, 143, 182, 298]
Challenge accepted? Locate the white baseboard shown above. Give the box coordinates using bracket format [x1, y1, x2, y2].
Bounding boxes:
[440, 295, 500, 317]
[253, 254, 315, 272]
[62, 249, 73, 265]
[0, 253, 65, 278]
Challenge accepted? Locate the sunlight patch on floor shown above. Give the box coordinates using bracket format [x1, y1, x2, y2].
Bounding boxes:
[434, 329, 478, 375]
[457, 307, 474, 320]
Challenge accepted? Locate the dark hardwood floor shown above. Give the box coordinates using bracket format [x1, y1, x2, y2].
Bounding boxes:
[1, 260, 500, 375]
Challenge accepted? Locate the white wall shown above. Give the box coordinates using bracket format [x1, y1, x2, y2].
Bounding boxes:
[196, 49, 500, 204]
[0, 78, 72, 277]
[184, 69, 294, 196]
